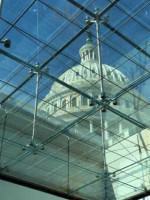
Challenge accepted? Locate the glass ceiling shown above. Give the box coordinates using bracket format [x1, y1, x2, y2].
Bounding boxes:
[0, 0, 150, 199]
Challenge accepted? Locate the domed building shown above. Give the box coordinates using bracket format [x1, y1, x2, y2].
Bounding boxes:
[39, 38, 129, 117]
[38, 37, 142, 144]
[38, 37, 150, 199]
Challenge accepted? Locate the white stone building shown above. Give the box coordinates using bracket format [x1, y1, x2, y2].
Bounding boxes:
[38, 38, 150, 199]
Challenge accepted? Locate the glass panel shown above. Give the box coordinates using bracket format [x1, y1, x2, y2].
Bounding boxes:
[1, 0, 150, 199]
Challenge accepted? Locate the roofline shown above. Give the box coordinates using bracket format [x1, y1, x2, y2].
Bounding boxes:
[0, 173, 86, 200]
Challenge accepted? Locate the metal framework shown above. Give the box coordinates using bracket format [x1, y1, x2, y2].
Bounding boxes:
[0, 0, 150, 199]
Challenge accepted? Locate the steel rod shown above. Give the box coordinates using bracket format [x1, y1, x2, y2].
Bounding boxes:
[31, 68, 40, 145]
[88, 8, 107, 198]
[100, 110, 107, 199]
[95, 9, 107, 199]
[95, 18, 105, 98]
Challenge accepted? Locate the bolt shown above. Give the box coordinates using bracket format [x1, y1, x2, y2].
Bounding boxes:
[113, 100, 118, 105]
[29, 68, 34, 75]
[94, 8, 99, 16]
[85, 16, 90, 24]
[44, 67, 49, 74]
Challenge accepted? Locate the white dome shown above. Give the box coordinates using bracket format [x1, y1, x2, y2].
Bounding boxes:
[50, 62, 129, 96]
[49, 39, 129, 96]
[38, 39, 130, 116]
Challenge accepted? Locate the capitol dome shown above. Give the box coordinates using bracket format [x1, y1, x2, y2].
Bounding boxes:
[38, 37, 131, 120]
[49, 38, 129, 96]
[37, 36, 148, 178]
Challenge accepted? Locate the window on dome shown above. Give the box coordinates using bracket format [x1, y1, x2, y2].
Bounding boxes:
[123, 77, 128, 84]
[62, 99, 67, 110]
[121, 76, 125, 83]
[71, 97, 76, 107]
[91, 68, 96, 78]
[114, 72, 120, 81]
[82, 52, 85, 60]
[90, 50, 93, 59]
[93, 51, 96, 59]
[53, 103, 57, 112]
[76, 70, 79, 79]
[83, 69, 88, 77]
[85, 50, 89, 60]
[106, 71, 111, 80]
